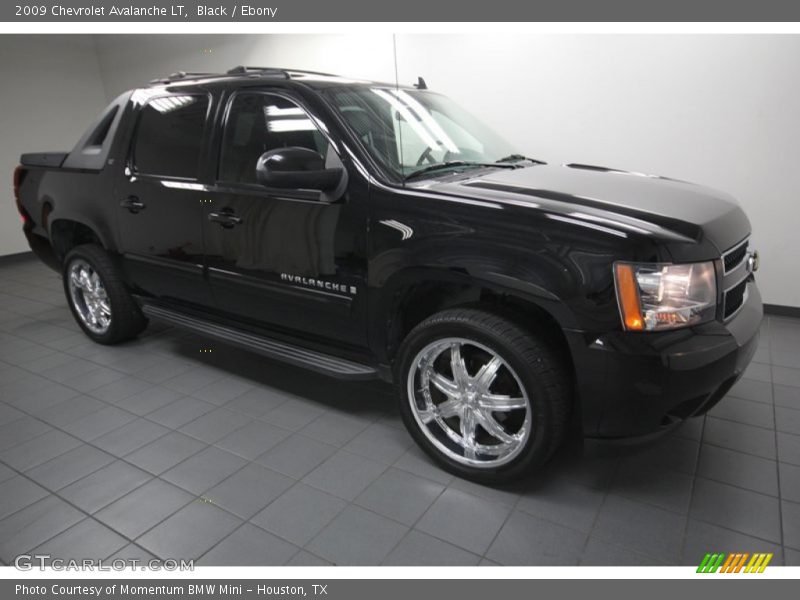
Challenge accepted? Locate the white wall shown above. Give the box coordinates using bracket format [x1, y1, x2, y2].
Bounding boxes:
[0, 35, 108, 256]
[6, 34, 800, 307]
[93, 34, 396, 100]
[395, 35, 800, 309]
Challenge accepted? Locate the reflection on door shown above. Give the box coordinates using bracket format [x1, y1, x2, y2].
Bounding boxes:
[208, 200, 340, 277]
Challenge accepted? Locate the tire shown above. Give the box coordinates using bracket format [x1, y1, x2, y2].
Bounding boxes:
[395, 307, 571, 484]
[62, 244, 147, 344]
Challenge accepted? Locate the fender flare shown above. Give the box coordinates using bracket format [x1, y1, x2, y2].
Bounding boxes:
[47, 211, 117, 259]
[368, 266, 580, 362]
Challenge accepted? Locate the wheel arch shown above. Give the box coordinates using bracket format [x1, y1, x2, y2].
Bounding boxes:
[49, 218, 111, 263]
[372, 268, 578, 373]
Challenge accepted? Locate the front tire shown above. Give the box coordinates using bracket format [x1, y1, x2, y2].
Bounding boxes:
[395, 307, 571, 484]
[63, 244, 147, 344]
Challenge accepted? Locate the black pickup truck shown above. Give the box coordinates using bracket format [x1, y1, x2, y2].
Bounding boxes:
[14, 66, 762, 482]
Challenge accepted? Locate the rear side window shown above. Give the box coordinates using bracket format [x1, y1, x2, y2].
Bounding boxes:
[133, 94, 209, 179]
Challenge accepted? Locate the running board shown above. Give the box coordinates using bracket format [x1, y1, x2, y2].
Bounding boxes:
[141, 304, 379, 380]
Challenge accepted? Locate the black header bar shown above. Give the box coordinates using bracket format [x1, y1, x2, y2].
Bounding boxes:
[4, 0, 800, 22]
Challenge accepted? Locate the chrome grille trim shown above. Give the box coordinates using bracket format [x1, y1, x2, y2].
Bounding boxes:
[722, 236, 750, 275]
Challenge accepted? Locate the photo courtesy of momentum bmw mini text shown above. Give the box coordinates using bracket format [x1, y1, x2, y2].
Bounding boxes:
[16, 584, 316, 595]
[1, 0, 799, 598]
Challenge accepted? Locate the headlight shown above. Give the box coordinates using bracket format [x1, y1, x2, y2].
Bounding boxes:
[614, 261, 717, 331]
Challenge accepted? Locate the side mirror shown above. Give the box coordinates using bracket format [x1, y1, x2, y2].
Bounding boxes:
[256, 147, 344, 192]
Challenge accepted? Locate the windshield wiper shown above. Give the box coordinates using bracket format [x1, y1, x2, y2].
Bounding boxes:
[495, 154, 547, 165]
[403, 160, 516, 183]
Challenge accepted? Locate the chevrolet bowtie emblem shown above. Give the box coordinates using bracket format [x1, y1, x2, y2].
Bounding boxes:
[747, 250, 760, 273]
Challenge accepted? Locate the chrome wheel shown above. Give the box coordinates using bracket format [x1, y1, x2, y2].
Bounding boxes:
[67, 259, 111, 335]
[407, 337, 532, 468]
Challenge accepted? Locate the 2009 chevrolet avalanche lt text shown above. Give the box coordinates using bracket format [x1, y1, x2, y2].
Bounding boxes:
[14, 66, 762, 482]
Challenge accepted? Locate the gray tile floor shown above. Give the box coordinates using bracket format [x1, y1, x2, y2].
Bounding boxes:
[0, 255, 799, 566]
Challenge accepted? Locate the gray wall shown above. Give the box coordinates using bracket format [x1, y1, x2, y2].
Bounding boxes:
[4, 34, 800, 308]
[0, 35, 108, 256]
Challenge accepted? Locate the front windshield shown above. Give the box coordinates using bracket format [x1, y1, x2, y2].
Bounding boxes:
[323, 86, 520, 181]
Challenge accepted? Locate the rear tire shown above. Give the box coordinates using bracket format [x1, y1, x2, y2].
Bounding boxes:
[395, 307, 571, 484]
[63, 244, 147, 344]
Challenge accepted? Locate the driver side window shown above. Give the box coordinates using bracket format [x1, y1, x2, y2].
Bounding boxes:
[219, 93, 331, 185]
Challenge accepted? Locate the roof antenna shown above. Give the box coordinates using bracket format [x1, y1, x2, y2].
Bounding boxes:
[393, 34, 406, 188]
[414, 77, 427, 90]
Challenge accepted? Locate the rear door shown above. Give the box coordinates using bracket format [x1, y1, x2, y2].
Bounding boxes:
[202, 89, 369, 347]
[116, 91, 214, 307]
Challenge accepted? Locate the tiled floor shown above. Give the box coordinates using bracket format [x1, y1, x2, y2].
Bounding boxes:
[0, 254, 799, 566]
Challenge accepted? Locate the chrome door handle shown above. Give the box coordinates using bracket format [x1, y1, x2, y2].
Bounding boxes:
[120, 196, 146, 213]
[208, 210, 243, 228]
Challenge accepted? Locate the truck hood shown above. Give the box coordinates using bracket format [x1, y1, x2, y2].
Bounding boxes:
[422, 163, 751, 253]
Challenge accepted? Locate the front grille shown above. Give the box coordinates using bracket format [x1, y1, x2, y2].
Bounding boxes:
[724, 278, 748, 319]
[723, 239, 749, 273]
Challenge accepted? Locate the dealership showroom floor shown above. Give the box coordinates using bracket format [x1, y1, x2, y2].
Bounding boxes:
[0, 256, 796, 566]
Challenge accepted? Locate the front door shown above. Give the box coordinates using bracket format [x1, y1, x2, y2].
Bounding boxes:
[203, 90, 369, 347]
[116, 91, 214, 307]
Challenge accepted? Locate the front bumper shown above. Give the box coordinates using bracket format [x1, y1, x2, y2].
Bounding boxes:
[567, 277, 762, 442]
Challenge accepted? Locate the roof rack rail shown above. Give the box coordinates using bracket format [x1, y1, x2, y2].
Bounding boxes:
[226, 65, 339, 78]
[226, 66, 289, 77]
[148, 71, 217, 84]
[147, 66, 345, 86]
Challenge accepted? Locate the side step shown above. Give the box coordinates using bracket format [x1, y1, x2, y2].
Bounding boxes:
[141, 304, 379, 381]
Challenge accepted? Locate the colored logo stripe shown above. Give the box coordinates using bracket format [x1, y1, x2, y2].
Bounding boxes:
[697, 553, 725, 573]
[746, 553, 773, 573]
[721, 553, 748, 573]
[697, 552, 773, 573]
